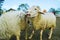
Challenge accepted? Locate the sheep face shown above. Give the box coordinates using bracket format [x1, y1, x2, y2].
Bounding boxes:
[26, 6, 40, 17]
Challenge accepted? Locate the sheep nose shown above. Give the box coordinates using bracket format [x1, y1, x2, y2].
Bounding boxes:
[26, 14, 31, 16]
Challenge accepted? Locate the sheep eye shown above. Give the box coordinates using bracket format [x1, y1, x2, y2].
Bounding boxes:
[35, 9, 37, 10]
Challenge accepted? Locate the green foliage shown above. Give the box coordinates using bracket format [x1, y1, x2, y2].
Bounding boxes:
[0, 0, 4, 15]
[48, 8, 55, 12]
[6, 8, 15, 12]
[0, 9, 3, 15]
[17, 4, 29, 12]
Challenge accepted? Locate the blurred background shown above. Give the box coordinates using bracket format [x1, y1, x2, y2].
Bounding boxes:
[0, 0, 60, 17]
[0, 0, 60, 40]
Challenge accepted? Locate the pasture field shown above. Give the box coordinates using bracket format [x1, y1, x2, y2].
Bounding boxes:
[0, 17, 60, 40]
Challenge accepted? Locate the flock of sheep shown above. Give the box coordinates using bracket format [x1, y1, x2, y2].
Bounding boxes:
[0, 6, 56, 40]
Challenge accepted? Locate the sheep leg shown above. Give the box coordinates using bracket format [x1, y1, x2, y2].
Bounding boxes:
[29, 30, 34, 39]
[16, 35, 20, 40]
[16, 31, 20, 40]
[48, 28, 53, 39]
[25, 29, 28, 40]
[40, 30, 43, 40]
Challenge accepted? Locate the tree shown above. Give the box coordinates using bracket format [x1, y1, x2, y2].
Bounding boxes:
[6, 8, 16, 12]
[17, 4, 29, 12]
[55, 8, 60, 14]
[48, 8, 56, 14]
[0, 0, 4, 15]
[48, 8, 55, 12]
[56, 8, 60, 11]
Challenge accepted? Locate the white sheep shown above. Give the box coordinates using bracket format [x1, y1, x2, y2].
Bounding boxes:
[0, 11, 26, 40]
[26, 6, 56, 40]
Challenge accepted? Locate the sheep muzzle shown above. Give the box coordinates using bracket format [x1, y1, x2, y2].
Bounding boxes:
[25, 14, 31, 17]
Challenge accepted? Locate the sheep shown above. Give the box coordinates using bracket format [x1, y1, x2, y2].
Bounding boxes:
[0, 11, 27, 40]
[26, 6, 56, 40]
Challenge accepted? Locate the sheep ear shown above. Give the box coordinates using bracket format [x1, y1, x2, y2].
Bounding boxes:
[25, 11, 28, 13]
[41, 12, 44, 14]
[37, 6, 40, 9]
[38, 12, 44, 14]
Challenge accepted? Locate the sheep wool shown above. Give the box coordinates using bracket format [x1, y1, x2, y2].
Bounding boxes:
[0, 11, 26, 40]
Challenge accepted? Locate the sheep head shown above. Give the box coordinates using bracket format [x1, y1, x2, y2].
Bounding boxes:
[26, 6, 41, 18]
